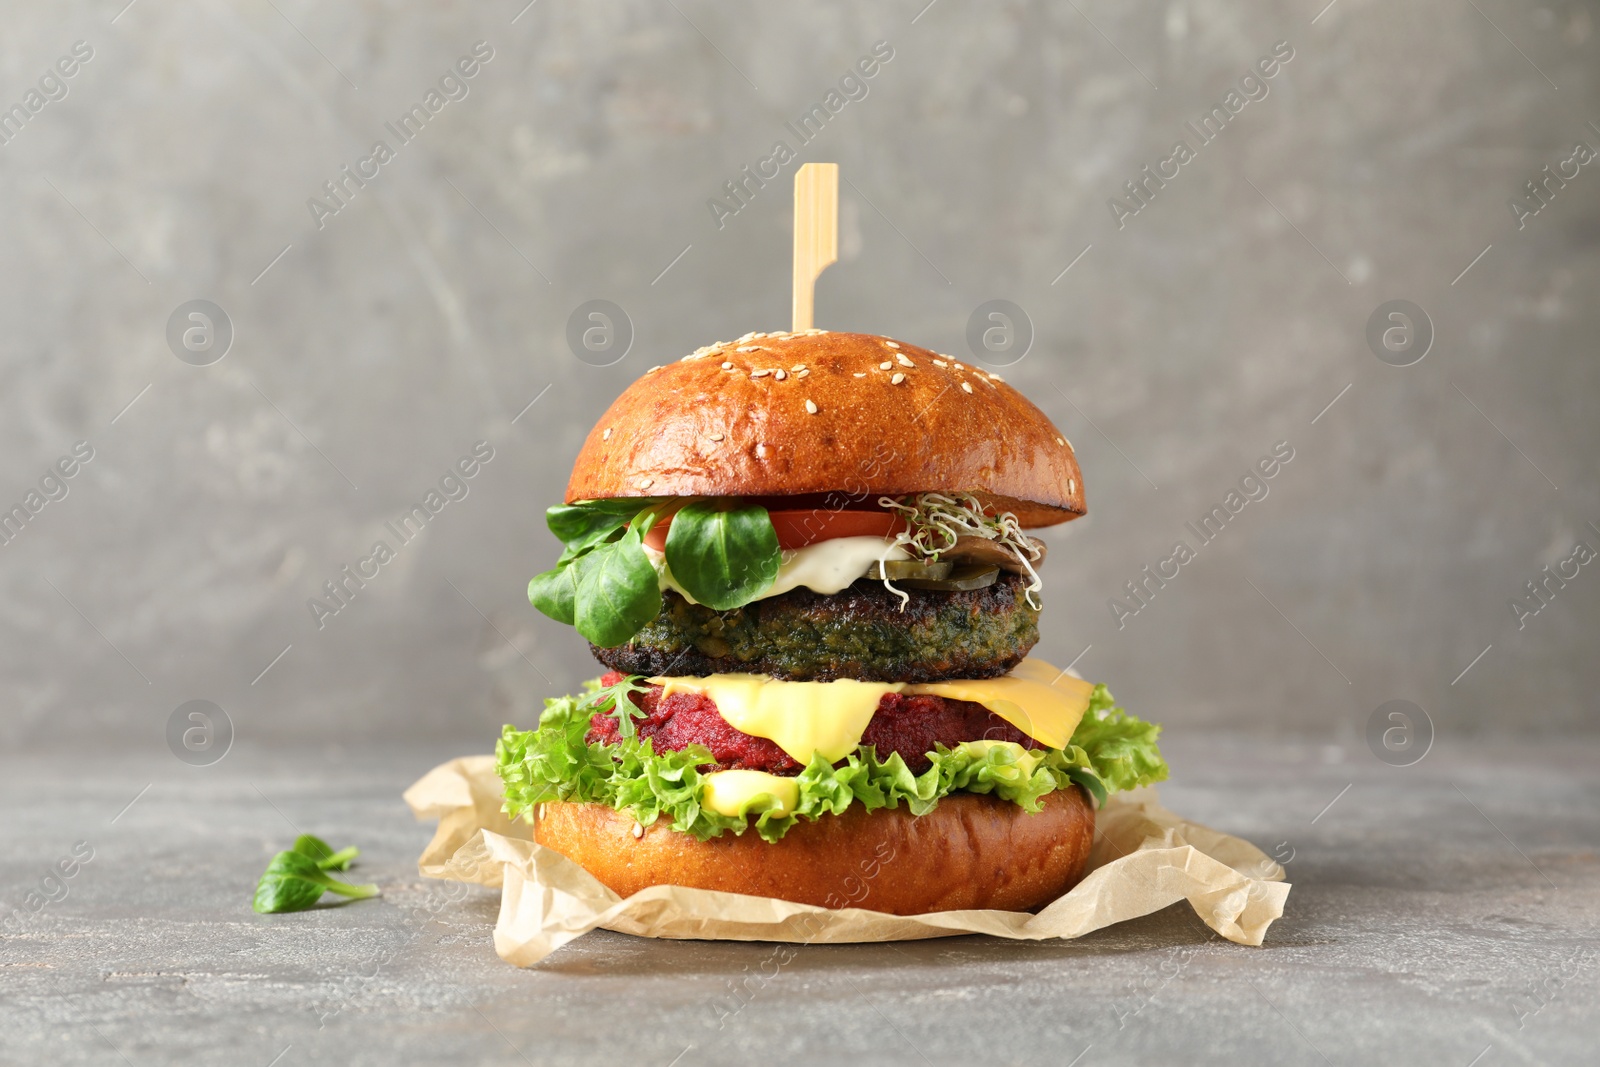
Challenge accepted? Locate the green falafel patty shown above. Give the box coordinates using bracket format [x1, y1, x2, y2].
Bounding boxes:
[590, 571, 1040, 683]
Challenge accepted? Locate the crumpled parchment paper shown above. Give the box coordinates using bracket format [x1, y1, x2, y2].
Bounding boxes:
[405, 755, 1290, 966]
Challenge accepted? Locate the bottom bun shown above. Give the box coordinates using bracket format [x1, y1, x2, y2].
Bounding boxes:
[533, 786, 1095, 915]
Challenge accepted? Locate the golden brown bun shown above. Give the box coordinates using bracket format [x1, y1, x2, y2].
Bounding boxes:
[566, 331, 1085, 527]
[533, 786, 1094, 914]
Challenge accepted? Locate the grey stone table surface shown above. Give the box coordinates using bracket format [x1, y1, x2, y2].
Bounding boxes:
[4, 734, 1597, 1067]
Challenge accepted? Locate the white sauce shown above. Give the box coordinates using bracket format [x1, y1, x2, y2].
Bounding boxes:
[644, 535, 909, 605]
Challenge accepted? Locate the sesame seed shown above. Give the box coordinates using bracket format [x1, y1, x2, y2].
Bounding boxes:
[602, 428, 612, 440]
[638, 477, 653, 489]
[738, 332, 757, 343]
[961, 382, 973, 393]
[707, 432, 724, 441]
[933, 359, 948, 367]
[954, 362, 965, 370]
[647, 365, 662, 373]
[737, 345, 759, 352]
[755, 443, 768, 457]
[796, 369, 810, 378]
[891, 372, 906, 385]
[879, 361, 892, 370]
[774, 369, 787, 380]
[853, 372, 866, 378]
[751, 369, 771, 378]
[1056, 437, 1065, 446]
[631, 822, 644, 839]
[989, 373, 1004, 382]
[721, 361, 734, 369]
[1068, 478, 1075, 494]
[896, 353, 914, 368]
[1065, 438, 1074, 450]
[805, 399, 818, 414]
[884, 341, 901, 349]
[790, 364, 806, 372]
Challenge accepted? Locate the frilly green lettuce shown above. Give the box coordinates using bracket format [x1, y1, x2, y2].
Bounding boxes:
[496, 678, 1167, 843]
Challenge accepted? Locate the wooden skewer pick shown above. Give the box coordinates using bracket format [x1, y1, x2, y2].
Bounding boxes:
[792, 162, 838, 333]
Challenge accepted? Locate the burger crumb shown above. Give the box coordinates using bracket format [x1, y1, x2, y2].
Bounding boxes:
[891, 372, 906, 385]
[961, 381, 974, 393]
[805, 399, 818, 414]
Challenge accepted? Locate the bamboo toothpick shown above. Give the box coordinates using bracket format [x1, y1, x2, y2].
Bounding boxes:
[792, 163, 838, 333]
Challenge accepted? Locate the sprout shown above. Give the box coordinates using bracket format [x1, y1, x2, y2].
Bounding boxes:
[875, 492, 1045, 610]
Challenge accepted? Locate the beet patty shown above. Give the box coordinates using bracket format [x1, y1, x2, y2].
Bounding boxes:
[590, 572, 1040, 683]
[586, 671, 1036, 774]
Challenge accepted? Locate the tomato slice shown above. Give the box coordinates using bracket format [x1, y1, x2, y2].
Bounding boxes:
[642, 508, 905, 553]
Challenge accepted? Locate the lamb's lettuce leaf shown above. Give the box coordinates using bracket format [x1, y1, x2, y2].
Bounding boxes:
[663, 500, 780, 610]
[528, 498, 781, 646]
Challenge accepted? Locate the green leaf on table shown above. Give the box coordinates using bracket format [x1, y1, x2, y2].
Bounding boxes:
[253, 842, 377, 913]
[663, 500, 780, 610]
[290, 834, 357, 871]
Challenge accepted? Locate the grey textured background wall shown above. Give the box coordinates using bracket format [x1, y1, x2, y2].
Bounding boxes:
[2, 0, 1597, 753]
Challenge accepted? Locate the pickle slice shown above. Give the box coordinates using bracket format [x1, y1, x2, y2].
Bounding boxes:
[866, 559, 954, 581]
[894, 564, 1001, 591]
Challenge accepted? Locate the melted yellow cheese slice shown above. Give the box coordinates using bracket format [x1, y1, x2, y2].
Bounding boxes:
[700, 770, 799, 817]
[654, 658, 1094, 764]
[656, 675, 888, 763]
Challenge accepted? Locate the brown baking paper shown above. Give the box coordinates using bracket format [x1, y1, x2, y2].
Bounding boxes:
[404, 755, 1291, 966]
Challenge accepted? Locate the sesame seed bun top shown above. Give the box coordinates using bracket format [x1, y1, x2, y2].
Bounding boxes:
[565, 330, 1085, 527]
